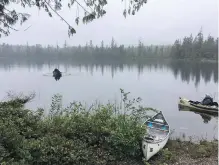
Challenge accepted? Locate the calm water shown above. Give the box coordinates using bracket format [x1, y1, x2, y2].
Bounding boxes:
[0, 61, 218, 140]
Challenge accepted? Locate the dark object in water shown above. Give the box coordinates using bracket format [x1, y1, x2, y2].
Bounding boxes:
[53, 68, 62, 81]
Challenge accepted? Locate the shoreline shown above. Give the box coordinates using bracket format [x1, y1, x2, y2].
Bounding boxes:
[0, 93, 217, 165]
[113, 139, 218, 165]
[146, 138, 218, 165]
[97, 139, 219, 165]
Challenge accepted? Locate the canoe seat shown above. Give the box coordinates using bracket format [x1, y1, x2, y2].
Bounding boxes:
[147, 122, 169, 131]
[154, 119, 164, 123]
[147, 125, 169, 132]
[147, 121, 168, 127]
[150, 127, 169, 132]
[147, 122, 153, 128]
[145, 127, 169, 142]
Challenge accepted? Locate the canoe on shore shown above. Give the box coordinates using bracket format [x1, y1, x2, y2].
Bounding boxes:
[178, 97, 218, 113]
[142, 111, 170, 161]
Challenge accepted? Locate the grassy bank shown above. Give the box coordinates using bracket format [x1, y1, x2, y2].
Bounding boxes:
[146, 138, 218, 165]
[0, 90, 217, 165]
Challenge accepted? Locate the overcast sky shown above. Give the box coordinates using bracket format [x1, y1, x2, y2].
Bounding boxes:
[0, 0, 218, 46]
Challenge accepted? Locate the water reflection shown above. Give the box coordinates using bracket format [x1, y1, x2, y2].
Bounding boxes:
[170, 61, 218, 87]
[178, 106, 218, 124]
[0, 59, 217, 140]
[0, 60, 218, 87]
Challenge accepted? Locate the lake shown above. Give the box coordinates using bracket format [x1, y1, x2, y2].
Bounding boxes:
[0, 61, 218, 140]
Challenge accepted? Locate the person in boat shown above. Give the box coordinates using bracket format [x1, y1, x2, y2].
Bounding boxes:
[53, 68, 61, 76]
[53, 68, 62, 81]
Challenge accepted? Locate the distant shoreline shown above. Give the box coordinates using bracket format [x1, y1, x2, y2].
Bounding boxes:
[171, 58, 218, 63]
[0, 56, 218, 63]
[1, 30, 218, 62]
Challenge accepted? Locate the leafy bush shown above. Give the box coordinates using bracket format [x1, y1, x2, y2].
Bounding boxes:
[0, 89, 156, 165]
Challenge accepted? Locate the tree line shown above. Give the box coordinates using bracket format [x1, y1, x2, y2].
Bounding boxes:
[0, 30, 218, 62]
[171, 30, 218, 60]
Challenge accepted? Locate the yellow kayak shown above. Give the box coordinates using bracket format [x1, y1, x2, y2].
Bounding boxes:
[178, 97, 218, 113]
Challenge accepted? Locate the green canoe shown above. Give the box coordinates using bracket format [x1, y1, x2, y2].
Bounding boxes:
[178, 97, 218, 113]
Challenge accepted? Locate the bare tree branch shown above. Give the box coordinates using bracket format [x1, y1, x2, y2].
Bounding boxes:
[75, 0, 92, 15]
[83, 0, 94, 12]
[44, 0, 72, 28]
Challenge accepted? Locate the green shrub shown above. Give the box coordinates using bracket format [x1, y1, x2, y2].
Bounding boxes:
[0, 90, 156, 165]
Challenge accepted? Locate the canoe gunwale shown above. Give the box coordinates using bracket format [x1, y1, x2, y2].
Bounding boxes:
[190, 102, 218, 111]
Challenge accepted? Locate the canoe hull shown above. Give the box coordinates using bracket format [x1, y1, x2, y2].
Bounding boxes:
[142, 135, 169, 161]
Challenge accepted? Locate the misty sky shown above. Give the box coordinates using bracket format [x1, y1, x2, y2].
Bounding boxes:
[0, 0, 218, 46]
